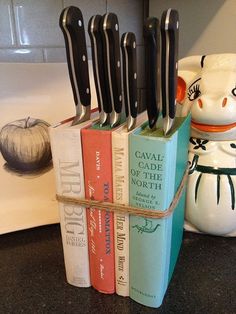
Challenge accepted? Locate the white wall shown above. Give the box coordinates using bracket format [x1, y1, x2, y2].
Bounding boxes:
[149, 0, 236, 58]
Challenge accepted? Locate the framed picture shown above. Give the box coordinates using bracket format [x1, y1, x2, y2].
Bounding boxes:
[0, 62, 97, 234]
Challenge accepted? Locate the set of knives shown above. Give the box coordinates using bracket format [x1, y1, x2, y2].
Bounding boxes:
[144, 9, 179, 134]
[59, 6, 179, 135]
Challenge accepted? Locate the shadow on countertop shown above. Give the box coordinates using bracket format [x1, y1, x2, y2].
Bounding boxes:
[1, 224, 236, 314]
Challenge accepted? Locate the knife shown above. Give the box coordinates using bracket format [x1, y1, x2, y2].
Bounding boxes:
[88, 15, 109, 126]
[161, 8, 179, 135]
[101, 13, 122, 128]
[143, 17, 160, 130]
[59, 6, 91, 125]
[121, 32, 138, 131]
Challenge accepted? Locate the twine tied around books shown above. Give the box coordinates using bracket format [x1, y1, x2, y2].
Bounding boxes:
[56, 164, 189, 219]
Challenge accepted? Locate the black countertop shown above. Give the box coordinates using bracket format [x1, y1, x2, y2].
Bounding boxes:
[1, 224, 236, 314]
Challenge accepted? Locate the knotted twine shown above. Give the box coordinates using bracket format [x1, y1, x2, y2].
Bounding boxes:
[56, 165, 189, 219]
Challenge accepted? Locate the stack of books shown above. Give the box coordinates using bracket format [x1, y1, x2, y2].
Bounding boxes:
[50, 112, 190, 308]
[51, 5, 190, 308]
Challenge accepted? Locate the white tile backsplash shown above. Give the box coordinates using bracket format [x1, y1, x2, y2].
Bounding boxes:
[0, 0, 147, 110]
[13, 0, 63, 46]
[0, 48, 44, 62]
[43, 47, 66, 63]
[0, 0, 16, 47]
[0, 0, 146, 62]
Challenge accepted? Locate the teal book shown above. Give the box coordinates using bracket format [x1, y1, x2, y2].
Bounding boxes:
[129, 114, 190, 308]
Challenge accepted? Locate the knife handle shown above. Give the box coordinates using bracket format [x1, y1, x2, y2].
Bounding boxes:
[59, 6, 91, 108]
[121, 32, 138, 119]
[161, 9, 179, 120]
[143, 17, 160, 129]
[101, 13, 122, 115]
[88, 15, 108, 114]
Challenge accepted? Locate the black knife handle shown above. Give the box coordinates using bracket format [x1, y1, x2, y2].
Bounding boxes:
[88, 15, 108, 114]
[121, 32, 138, 119]
[143, 17, 160, 129]
[101, 13, 122, 114]
[59, 6, 90, 108]
[161, 9, 179, 119]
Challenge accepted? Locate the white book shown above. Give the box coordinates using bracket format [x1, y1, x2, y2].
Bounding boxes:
[111, 112, 147, 296]
[50, 116, 97, 287]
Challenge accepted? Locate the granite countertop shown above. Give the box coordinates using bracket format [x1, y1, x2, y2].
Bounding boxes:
[1, 224, 236, 314]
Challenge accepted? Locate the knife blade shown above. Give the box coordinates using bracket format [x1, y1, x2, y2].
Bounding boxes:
[88, 15, 109, 126]
[121, 32, 138, 131]
[143, 17, 160, 130]
[161, 8, 179, 135]
[59, 6, 91, 125]
[101, 13, 122, 128]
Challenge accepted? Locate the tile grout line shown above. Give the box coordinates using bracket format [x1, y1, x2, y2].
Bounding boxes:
[42, 48, 47, 63]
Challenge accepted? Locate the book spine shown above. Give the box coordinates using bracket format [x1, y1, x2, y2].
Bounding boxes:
[50, 126, 90, 287]
[81, 128, 115, 294]
[112, 131, 129, 296]
[129, 131, 177, 308]
[168, 114, 191, 281]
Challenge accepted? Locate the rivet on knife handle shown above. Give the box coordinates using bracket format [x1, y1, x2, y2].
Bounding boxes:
[88, 15, 109, 126]
[143, 17, 160, 130]
[101, 13, 122, 128]
[161, 8, 179, 135]
[59, 6, 91, 125]
[121, 32, 138, 131]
